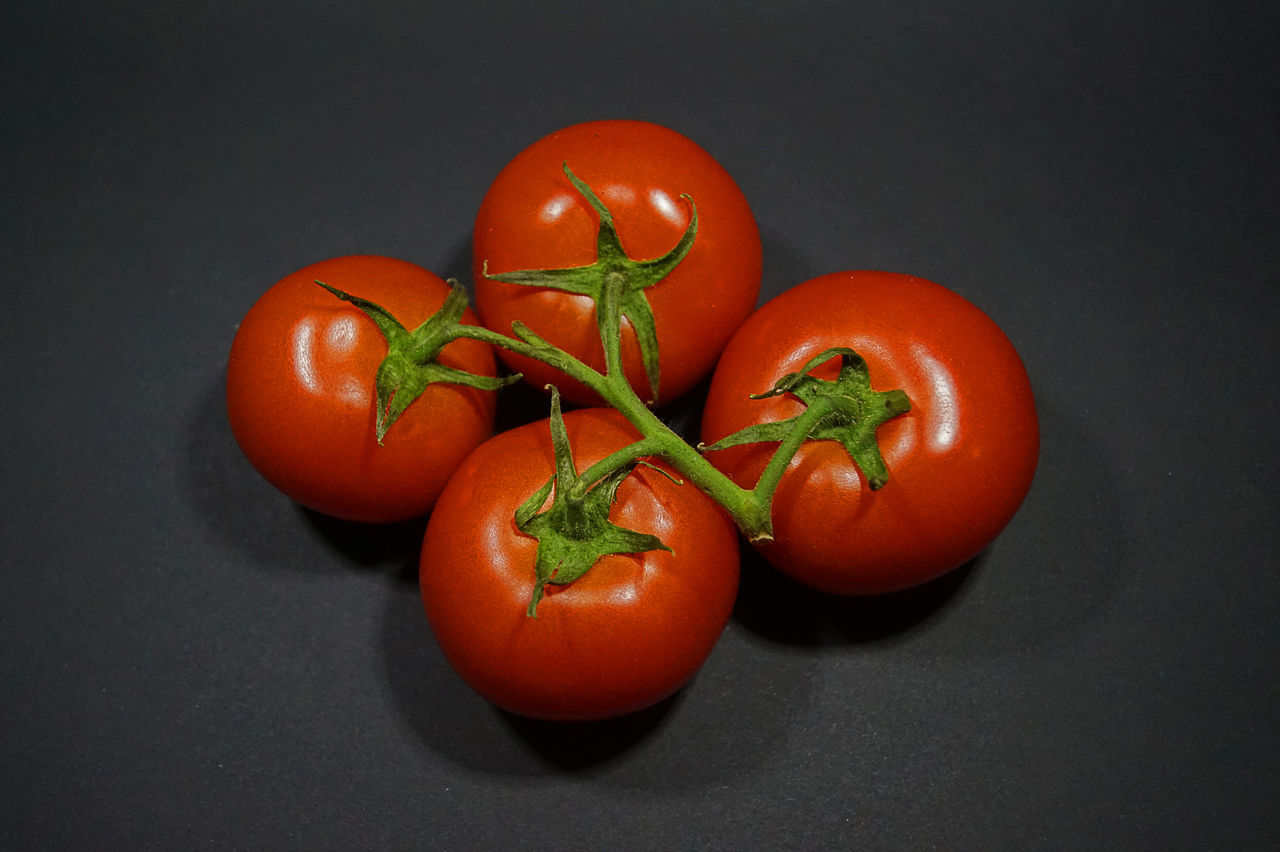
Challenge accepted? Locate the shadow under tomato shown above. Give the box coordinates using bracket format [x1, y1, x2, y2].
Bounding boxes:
[185, 373, 426, 579]
[731, 542, 979, 646]
[301, 508, 426, 580]
[732, 395, 1132, 656]
[380, 575, 696, 777]
[498, 693, 680, 770]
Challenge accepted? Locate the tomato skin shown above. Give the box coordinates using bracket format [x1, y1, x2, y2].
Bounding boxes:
[701, 271, 1039, 595]
[226, 255, 498, 523]
[473, 119, 762, 406]
[420, 409, 740, 721]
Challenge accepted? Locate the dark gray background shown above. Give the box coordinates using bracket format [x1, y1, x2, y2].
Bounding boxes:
[3, 1, 1278, 849]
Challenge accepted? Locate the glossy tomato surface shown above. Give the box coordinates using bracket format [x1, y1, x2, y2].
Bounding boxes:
[473, 120, 762, 406]
[420, 409, 740, 721]
[701, 271, 1039, 594]
[226, 255, 498, 523]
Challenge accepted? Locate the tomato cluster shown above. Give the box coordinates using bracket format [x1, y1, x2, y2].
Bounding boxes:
[227, 120, 1039, 721]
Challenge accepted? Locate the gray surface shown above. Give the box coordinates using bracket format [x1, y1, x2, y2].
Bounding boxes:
[3, 1, 1278, 848]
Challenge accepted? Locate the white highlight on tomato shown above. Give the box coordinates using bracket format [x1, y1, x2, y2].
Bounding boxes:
[648, 188, 683, 226]
[912, 342, 959, 452]
[325, 314, 358, 353]
[337, 377, 366, 408]
[292, 317, 320, 394]
[538, 193, 574, 223]
[602, 184, 636, 207]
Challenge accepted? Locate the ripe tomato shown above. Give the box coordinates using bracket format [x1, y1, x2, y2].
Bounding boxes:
[226, 255, 498, 523]
[701, 271, 1039, 594]
[420, 408, 740, 721]
[473, 119, 762, 406]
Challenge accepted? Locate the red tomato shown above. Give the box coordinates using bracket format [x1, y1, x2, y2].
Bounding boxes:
[420, 408, 740, 720]
[473, 119, 762, 406]
[226, 255, 498, 523]
[701, 271, 1039, 594]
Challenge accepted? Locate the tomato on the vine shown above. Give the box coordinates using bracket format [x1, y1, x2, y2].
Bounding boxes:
[701, 270, 1039, 595]
[226, 255, 499, 523]
[473, 119, 762, 406]
[420, 408, 740, 721]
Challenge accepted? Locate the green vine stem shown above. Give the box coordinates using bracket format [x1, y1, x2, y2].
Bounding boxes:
[568, 436, 667, 502]
[447, 305, 778, 540]
[318, 170, 912, 592]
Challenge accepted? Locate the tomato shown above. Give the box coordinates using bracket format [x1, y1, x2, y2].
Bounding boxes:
[473, 119, 762, 406]
[701, 271, 1039, 594]
[226, 255, 498, 523]
[420, 408, 740, 721]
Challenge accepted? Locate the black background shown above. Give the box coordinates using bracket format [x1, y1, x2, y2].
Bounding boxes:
[3, 2, 1278, 849]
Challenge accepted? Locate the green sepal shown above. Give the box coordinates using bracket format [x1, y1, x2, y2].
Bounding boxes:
[619, 288, 661, 403]
[699, 419, 798, 452]
[317, 280, 520, 443]
[515, 387, 671, 617]
[481, 163, 697, 404]
[702, 347, 912, 490]
[514, 475, 555, 528]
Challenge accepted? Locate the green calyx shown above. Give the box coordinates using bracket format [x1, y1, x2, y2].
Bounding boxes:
[316, 280, 520, 443]
[514, 388, 671, 617]
[481, 163, 697, 404]
[702, 347, 913, 490]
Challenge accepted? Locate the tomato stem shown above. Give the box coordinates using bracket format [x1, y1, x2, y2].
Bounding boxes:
[316, 172, 910, 588]
[449, 321, 609, 396]
[569, 436, 665, 502]
[605, 387, 775, 537]
[598, 267, 628, 391]
[748, 400, 830, 535]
